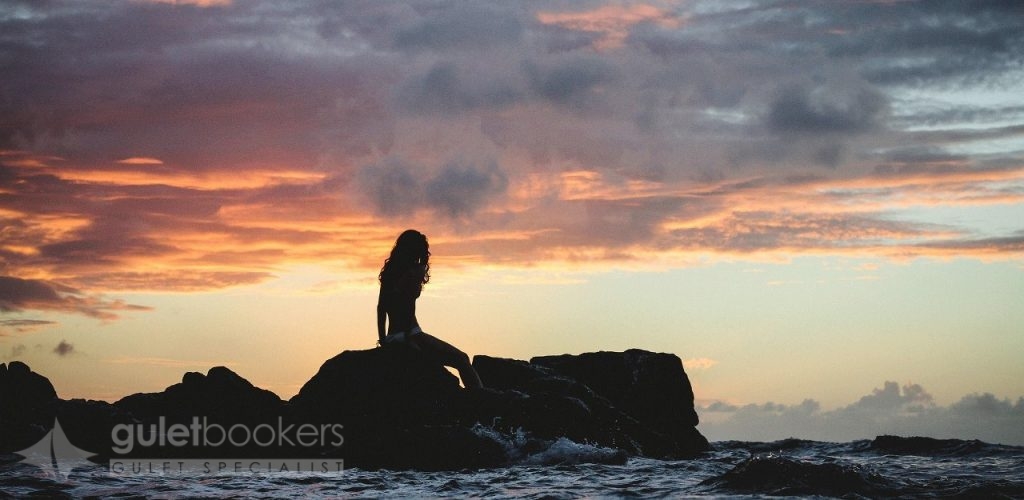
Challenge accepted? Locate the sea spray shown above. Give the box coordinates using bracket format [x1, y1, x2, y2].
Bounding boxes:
[469, 423, 627, 465]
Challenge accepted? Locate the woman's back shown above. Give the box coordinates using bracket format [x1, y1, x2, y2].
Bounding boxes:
[378, 265, 423, 335]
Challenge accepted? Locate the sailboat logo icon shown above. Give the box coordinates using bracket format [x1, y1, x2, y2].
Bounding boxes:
[13, 418, 96, 480]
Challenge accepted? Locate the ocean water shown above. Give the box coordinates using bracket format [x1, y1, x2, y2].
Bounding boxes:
[2, 435, 1023, 498]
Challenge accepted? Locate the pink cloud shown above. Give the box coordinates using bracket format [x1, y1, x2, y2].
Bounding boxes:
[0, 0, 1020, 318]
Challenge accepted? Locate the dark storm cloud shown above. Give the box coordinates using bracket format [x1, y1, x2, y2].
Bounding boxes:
[630, 0, 1022, 149]
[524, 57, 618, 107]
[397, 62, 523, 114]
[658, 0, 1024, 87]
[812, 143, 846, 168]
[425, 162, 508, 219]
[393, 3, 524, 51]
[537, 23, 604, 54]
[39, 238, 178, 269]
[0, 0, 1021, 317]
[0, 0, 394, 166]
[0, 276, 148, 320]
[397, 55, 619, 116]
[821, 1, 1024, 85]
[2, 0, 1017, 172]
[357, 159, 423, 218]
[0, 276, 75, 313]
[766, 84, 889, 134]
[358, 158, 508, 219]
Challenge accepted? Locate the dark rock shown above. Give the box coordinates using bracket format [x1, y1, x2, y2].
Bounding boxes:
[2, 347, 709, 468]
[290, 347, 509, 469]
[471, 353, 707, 458]
[114, 366, 282, 424]
[56, 399, 135, 459]
[0, 362, 58, 452]
[103, 367, 289, 460]
[532, 349, 709, 456]
[473, 355, 559, 390]
[181, 371, 204, 386]
[702, 455, 882, 496]
[474, 355, 598, 401]
[533, 349, 701, 429]
[869, 435, 992, 456]
[290, 346, 460, 426]
[7, 361, 25, 376]
[2, 361, 57, 406]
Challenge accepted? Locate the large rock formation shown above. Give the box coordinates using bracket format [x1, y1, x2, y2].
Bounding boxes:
[0, 348, 709, 469]
[115, 366, 283, 424]
[531, 349, 706, 454]
[289, 347, 507, 470]
[470, 352, 708, 458]
[0, 361, 59, 451]
[290, 347, 461, 426]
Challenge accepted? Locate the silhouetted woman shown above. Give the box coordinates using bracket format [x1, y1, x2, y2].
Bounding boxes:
[377, 229, 483, 389]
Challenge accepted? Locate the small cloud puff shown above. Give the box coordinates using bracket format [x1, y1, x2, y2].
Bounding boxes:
[53, 339, 75, 357]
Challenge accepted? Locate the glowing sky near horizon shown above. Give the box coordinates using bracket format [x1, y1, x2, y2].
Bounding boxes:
[1, 0, 1022, 442]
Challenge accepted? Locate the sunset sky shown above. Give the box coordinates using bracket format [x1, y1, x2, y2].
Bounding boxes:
[2, 0, 1022, 444]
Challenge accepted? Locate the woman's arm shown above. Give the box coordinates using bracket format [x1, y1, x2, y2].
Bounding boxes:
[376, 287, 387, 344]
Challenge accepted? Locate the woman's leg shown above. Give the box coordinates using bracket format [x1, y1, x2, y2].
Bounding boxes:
[411, 332, 483, 389]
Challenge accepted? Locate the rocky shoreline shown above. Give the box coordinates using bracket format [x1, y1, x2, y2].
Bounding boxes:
[1, 348, 709, 470]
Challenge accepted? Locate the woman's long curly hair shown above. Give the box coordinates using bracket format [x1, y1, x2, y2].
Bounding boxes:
[378, 229, 431, 285]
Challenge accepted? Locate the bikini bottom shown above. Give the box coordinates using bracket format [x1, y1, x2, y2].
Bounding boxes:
[382, 325, 423, 345]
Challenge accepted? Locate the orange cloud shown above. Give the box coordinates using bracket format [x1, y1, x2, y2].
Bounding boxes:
[0, 150, 64, 168]
[116, 157, 164, 165]
[2, 147, 1022, 319]
[53, 168, 326, 191]
[537, 3, 685, 50]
